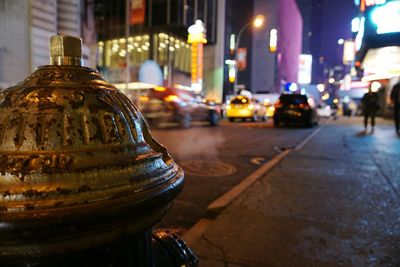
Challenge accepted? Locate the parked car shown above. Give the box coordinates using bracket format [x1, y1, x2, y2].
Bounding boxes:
[273, 93, 318, 127]
[226, 95, 267, 122]
[138, 87, 220, 128]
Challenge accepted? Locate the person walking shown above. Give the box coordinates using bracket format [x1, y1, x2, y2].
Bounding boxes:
[361, 87, 380, 132]
[390, 81, 400, 134]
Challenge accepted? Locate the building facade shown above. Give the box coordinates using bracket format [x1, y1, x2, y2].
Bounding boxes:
[0, 0, 96, 89]
[95, 0, 226, 102]
[354, 0, 400, 116]
[251, 0, 302, 93]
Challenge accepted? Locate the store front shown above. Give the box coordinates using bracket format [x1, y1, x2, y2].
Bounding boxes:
[97, 33, 192, 91]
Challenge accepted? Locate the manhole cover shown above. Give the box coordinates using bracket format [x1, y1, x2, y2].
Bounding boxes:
[180, 160, 237, 177]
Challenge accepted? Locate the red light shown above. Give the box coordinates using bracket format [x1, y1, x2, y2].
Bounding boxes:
[274, 100, 283, 108]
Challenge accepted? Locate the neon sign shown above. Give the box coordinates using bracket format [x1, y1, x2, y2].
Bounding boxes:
[359, 0, 386, 11]
[371, 1, 400, 34]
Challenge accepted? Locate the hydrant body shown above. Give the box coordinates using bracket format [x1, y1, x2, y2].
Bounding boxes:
[0, 36, 194, 266]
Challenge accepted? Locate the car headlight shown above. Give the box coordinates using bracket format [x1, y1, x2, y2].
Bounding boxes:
[247, 104, 254, 110]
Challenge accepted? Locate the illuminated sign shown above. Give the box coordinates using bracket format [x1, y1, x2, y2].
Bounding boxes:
[343, 40, 355, 64]
[188, 20, 207, 92]
[351, 17, 360, 32]
[237, 48, 247, 71]
[298, 54, 312, 84]
[355, 16, 365, 51]
[188, 20, 207, 44]
[363, 46, 400, 76]
[371, 1, 400, 34]
[359, 0, 386, 11]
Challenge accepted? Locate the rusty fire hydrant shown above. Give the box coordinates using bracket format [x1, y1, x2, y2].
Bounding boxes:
[0, 36, 197, 267]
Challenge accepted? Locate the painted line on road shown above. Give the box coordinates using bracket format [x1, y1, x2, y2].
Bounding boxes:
[183, 124, 325, 246]
[207, 149, 292, 212]
[295, 124, 325, 150]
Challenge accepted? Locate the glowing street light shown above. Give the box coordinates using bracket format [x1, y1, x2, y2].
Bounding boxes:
[253, 15, 265, 28]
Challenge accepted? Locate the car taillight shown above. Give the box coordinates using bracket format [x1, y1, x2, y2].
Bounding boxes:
[299, 103, 310, 110]
[164, 95, 179, 102]
[274, 100, 283, 108]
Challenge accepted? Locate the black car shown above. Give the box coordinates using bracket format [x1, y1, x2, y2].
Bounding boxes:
[273, 93, 318, 127]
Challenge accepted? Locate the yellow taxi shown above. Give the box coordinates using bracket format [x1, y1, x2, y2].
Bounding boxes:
[263, 98, 276, 118]
[226, 95, 266, 122]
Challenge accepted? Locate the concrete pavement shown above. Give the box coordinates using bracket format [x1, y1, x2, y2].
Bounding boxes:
[184, 117, 400, 267]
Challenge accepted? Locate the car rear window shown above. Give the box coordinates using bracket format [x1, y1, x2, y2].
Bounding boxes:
[279, 94, 307, 105]
[231, 97, 249, 104]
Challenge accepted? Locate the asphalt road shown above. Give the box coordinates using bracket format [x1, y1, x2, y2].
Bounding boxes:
[151, 119, 320, 232]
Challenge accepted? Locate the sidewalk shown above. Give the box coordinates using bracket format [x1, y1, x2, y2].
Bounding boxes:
[185, 117, 400, 267]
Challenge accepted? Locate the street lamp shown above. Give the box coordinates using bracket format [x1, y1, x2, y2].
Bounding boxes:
[233, 15, 265, 93]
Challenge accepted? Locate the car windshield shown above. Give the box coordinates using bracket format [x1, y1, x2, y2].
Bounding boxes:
[231, 97, 249, 104]
[279, 95, 308, 105]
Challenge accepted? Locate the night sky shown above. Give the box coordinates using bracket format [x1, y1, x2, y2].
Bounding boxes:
[297, 0, 358, 68]
[320, 0, 358, 66]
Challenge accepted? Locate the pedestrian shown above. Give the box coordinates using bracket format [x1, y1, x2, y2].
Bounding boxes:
[361, 86, 380, 132]
[390, 80, 400, 134]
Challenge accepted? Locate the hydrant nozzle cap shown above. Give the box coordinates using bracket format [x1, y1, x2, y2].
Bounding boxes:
[50, 35, 83, 66]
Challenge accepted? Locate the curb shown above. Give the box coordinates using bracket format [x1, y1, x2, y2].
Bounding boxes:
[183, 124, 325, 246]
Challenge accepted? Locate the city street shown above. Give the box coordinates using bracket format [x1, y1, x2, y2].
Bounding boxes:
[171, 117, 400, 266]
[151, 119, 318, 231]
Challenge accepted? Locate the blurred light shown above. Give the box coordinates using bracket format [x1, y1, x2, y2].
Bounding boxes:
[112, 44, 119, 52]
[119, 50, 126, 57]
[371, 81, 381, 92]
[269, 106, 275, 112]
[253, 15, 265, 28]
[321, 93, 330, 101]
[300, 88, 306, 95]
[225, 59, 236, 65]
[140, 96, 149, 102]
[248, 104, 254, 110]
[352, 17, 360, 32]
[337, 38, 344, 45]
[241, 98, 247, 103]
[355, 17, 365, 51]
[154, 86, 166, 92]
[119, 38, 126, 43]
[317, 84, 325, 92]
[343, 95, 350, 103]
[229, 68, 236, 83]
[269, 29, 278, 53]
[333, 98, 339, 104]
[230, 34, 236, 54]
[226, 104, 232, 110]
[289, 83, 298, 92]
[264, 98, 270, 104]
[329, 78, 335, 84]
[164, 95, 179, 102]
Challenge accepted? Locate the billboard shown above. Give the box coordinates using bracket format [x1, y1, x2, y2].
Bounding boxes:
[237, 48, 247, 71]
[298, 54, 312, 84]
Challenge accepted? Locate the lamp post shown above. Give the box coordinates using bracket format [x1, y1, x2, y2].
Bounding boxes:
[233, 15, 265, 94]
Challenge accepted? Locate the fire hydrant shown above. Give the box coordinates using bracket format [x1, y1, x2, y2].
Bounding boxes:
[0, 35, 197, 267]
